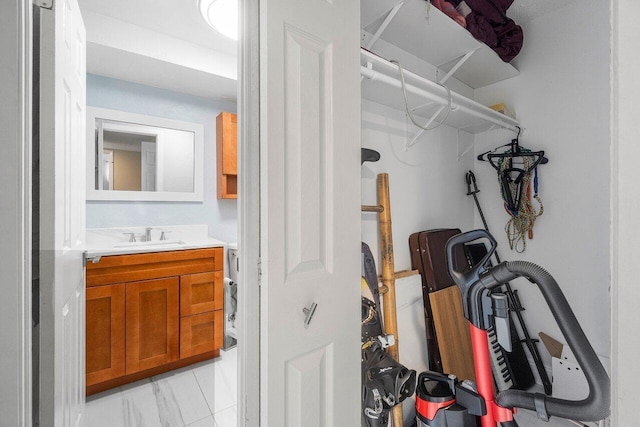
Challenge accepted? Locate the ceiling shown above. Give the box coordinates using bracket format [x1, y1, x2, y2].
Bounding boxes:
[78, 0, 236, 56]
[78, 0, 238, 101]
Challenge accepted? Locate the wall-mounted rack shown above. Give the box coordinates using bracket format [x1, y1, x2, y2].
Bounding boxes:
[361, 0, 519, 89]
[361, 48, 520, 137]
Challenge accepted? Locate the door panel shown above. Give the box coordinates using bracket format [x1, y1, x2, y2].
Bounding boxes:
[86, 284, 125, 387]
[261, 0, 361, 424]
[39, 0, 86, 425]
[125, 278, 179, 374]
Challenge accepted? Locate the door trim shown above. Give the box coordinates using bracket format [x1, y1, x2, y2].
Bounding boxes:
[0, 0, 32, 425]
[238, 0, 261, 425]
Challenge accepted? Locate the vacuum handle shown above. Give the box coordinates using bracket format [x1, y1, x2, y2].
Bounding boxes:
[446, 230, 497, 292]
[488, 262, 610, 422]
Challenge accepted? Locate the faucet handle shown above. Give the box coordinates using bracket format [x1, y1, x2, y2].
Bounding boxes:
[123, 232, 136, 243]
[144, 227, 154, 242]
[160, 230, 172, 241]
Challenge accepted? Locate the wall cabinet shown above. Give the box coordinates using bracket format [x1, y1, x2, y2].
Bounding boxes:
[216, 112, 238, 199]
[85, 247, 224, 395]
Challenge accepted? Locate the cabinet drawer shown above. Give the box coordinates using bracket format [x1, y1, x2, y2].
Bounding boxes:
[86, 247, 223, 287]
[180, 271, 223, 316]
[180, 311, 224, 359]
[86, 284, 125, 387]
[126, 277, 179, 374]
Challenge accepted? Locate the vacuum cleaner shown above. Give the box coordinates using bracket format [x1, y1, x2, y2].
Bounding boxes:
[415, 229, 610, 427]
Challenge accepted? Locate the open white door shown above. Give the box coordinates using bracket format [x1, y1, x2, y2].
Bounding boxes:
[259, 0, 362, 425]
[38, 1, 86, 426]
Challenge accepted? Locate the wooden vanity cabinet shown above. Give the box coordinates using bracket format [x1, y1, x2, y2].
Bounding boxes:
[85, 247, 224, 395]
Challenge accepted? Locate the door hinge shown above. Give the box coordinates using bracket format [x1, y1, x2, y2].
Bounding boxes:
[257, 257, 262, 286]
[34, 0, 53, 9]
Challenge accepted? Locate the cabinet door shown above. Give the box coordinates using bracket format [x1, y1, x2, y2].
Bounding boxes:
[126, 277, 179, 374]
[217, 112, 237, 175]
[180, 271, 223, 316]
[216, 112, 238, 198]
[86, 284, 125, 387]
[180, 310, 224, 359]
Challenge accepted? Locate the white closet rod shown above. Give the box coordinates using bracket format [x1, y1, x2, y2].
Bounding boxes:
[360, 51, 520, 133]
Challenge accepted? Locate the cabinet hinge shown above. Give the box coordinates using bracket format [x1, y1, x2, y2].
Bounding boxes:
[257, 257, 262, 286]
[34, 0, 53, 9]
[83, 254, 101, 267]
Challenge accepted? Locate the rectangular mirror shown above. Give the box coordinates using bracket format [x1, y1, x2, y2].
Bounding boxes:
[87, 107, 204, 201]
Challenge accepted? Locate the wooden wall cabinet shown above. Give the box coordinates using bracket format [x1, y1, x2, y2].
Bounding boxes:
[216, 112, 238, 199]
[85, 248, 224, 394]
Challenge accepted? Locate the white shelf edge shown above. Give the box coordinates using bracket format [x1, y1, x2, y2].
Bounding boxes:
[361, 48, 520, 135]
[361, 0, 520, 89]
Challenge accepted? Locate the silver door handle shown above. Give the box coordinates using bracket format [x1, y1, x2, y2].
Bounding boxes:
[302, 302, 318, 327]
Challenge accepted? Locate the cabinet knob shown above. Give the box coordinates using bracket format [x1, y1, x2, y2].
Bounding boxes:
[302, 302, 318, 327]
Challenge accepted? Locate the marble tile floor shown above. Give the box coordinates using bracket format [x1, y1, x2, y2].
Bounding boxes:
[85, 347, 237, 427]
[86, 346, 595, 427]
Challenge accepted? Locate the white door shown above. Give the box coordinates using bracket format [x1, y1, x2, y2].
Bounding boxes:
[260, 0, 362, 425]
[140, 141, 157, 191]
[39, 1, 87, 426]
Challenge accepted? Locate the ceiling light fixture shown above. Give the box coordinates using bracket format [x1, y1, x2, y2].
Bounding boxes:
[199, 0, 238, 41]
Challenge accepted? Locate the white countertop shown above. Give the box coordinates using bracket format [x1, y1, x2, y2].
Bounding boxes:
[85, 224, 226, 258]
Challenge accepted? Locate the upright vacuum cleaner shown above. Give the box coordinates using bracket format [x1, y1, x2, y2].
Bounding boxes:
[415, 230, 610, 427]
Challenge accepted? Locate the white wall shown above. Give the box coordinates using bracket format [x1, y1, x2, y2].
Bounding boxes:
[473, 0, 611, 371]
[86, 74, 239, 244]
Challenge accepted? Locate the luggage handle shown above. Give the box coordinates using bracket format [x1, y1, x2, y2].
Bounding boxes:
[445, 229, 497, 293]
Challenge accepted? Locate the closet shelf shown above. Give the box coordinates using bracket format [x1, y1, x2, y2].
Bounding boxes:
[361, 0, 519, 89]
[361, 48, 520, 134]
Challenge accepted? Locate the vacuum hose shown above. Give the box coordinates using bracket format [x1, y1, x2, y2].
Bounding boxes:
[485, 261, 610, 421]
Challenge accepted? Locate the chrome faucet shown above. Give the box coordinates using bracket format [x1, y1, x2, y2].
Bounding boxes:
[145, 227, 153, 242]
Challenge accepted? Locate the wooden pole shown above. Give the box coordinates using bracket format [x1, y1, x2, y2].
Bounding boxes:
[377, 173, 403, 427]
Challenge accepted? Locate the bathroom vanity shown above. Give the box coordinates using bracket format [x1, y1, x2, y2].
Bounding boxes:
[84, 228, 225, 395]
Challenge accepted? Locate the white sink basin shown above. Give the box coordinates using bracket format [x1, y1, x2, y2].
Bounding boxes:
[113, 239, 186, 249]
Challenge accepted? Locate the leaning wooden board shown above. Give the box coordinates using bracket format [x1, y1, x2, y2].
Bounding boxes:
[429, 285, 476, 382]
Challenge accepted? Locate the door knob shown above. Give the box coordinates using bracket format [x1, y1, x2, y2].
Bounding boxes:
[302, 302, 318, 327]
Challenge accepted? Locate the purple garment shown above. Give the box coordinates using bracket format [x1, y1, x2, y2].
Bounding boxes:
[458, 0, 524, 62]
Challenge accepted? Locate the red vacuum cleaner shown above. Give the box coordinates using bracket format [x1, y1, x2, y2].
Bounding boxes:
[415, 230, 610, 427]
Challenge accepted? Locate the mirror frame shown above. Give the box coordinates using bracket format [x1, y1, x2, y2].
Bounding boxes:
[86, 107, 204, 202]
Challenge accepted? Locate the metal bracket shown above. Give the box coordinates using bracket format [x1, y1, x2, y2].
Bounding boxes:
[405, 105, 446, 150]
[361, 61, 373, 84]
[364, 2, 405, 50]
[83, 254, 101, 267]
[33, 0, 53, 9]
[377, 334, 396, 348]
[257, 257, 262, 287]
[438, 48, 480, 84]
